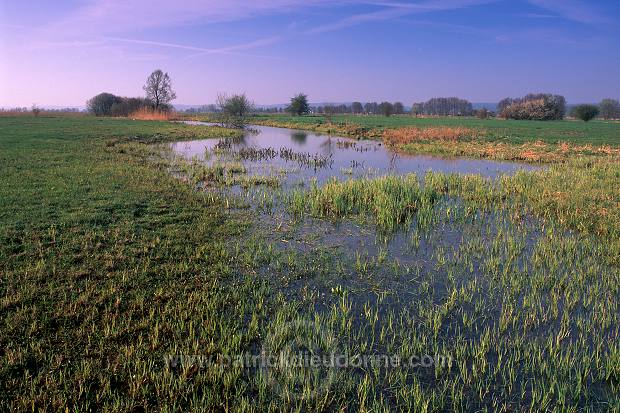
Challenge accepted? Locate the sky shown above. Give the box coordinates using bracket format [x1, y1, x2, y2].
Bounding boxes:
[1, 0, 619, 107]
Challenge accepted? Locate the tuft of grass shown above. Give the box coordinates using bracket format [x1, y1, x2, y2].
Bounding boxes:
[291, 175, 438, 232]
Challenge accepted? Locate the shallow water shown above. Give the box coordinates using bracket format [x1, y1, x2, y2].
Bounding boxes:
[171, 122, 538, 187]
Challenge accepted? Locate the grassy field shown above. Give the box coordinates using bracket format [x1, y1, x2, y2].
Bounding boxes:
[1, 115, 619, 411]
[248, 114, 620, 146]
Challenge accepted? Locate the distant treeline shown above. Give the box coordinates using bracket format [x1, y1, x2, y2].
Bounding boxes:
[81, 67, 620, 122]
[183, 98, 477, 117]
[0, 107, 80, 113]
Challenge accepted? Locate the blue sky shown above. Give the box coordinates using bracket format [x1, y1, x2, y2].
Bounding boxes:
[1, 0, 619, 106]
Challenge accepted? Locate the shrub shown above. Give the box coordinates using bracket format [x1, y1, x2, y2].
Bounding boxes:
[476, 108, 489, 119]
[499, 94, 566, 120]
[217, 93, 253, 128]
[287, 93, 310, 116]
[571, 104, 600, 122]
[110, 98, 152, 117]
[87, 94, 153, 117]
[87, 93, 122, 116]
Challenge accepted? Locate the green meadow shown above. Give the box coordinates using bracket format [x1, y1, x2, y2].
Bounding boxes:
[1, 115, 619, 411]
[249, 113, 620, 145]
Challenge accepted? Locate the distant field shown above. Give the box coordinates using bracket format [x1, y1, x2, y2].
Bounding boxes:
[250, 114, 620, 146]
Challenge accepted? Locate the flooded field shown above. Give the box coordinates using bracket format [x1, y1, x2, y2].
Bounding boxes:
[171, 122, 538, 188]
[143, 122, 620, 410]
[4, 116, 617, 411]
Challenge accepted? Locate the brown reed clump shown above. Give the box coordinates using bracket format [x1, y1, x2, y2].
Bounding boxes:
[382, 126, 484, 146]
[129, 107, 174, 121]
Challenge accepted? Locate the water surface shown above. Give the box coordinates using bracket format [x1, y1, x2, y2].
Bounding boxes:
[171, 122, 537, 187]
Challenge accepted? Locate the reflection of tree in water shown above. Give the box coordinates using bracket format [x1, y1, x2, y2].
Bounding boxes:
[319, 137, 336, 156]
[290, 132, 307, 144]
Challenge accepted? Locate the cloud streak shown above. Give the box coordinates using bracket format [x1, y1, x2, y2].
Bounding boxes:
[44, 0, 351, 36]
[526, 0, 607, 25]
[102, 35, 281, 55]
[308, 0, 498, 34]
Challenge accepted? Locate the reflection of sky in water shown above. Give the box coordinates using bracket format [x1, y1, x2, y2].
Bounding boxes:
[171, 123, 539, 186]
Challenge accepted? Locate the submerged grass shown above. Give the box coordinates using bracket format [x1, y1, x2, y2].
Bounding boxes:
[286, 159, 619, 263]
[290, 175, 439, 232]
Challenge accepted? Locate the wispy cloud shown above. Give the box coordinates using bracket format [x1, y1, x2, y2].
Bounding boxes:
[44, 0, 351, 36]
[307, 6, 410, 34]
[27, 40, 107, 51]
[102, 35, 281, 56]
[308, 0, 498, 34]
[526, 0, 607, 25]
[399, 18, 593, 48]
[520, 13, 557, 19]
[493, 27, 601, 48]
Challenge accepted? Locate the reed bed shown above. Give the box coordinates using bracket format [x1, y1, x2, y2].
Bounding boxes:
[129, 107, 175, 121]
[209, 140, 335, 170]
[383, 126, 484, 145]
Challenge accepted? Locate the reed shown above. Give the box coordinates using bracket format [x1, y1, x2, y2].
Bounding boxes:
[383, 126, 484, 145]
[129, 107, 175, 121]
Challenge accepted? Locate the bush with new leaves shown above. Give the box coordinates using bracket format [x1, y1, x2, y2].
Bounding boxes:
[571, 104, 599, 122]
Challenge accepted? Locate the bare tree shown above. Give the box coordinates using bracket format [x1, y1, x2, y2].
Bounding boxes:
[379, 102, 394, 117]
[324, 105, 336, 123]
[476, 108, 489, 119]
[411, 103, 424, 117]
[420, 97, 473, 116]
[143, 70, 177, 110]
[217, 93, 254, 128]
[393, 102, 405, 115]
[599, 99, 620, 120]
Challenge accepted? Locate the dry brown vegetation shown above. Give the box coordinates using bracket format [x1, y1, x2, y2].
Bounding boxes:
[129, 107, 175, 121]
[382, 126, 484, 145]
[394, 139, 620, 163]
[378, 127, 620, 163]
